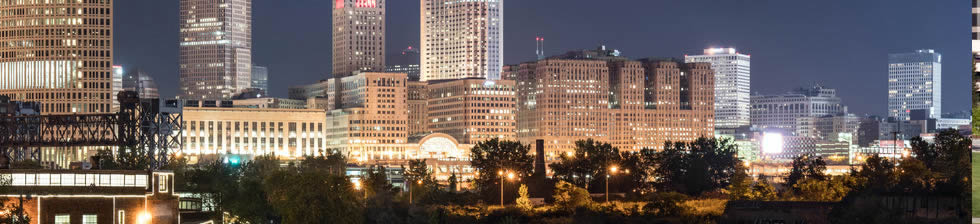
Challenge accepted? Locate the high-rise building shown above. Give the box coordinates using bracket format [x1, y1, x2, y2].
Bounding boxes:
[0, 0, 113, 114]
[426, 78, 516, 144]
[750, 85, 846, 135]
[685, 48, 751, 129]
[325, 72, 409, 161]
[251, 65, 268, 93]
[516, 46, 715, 158]
[888, 49, 941, 120]
[333, 0, 385, 77]
[180, 0, 252, 100]
[112, 66, 124, 112]
[407, 81, 428, 138]
[122, 68, 160, 99]
[420, 0, 504, 81]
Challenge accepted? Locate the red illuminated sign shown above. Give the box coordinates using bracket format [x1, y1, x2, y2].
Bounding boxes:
[336, 0, 344, 9]
[355, 0, 376, 8]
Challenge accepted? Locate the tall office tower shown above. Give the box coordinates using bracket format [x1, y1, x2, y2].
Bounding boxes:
[112, 66, 124, 112]
[427, 79, 516, 144]
[122, 68, 160, 99]
[179, 0, 252, 100]
[973, 1, 979, 110]
[750, 85, 847, 135]
[685, 48, 751, 129]
[0, 0, 113, 114]
[251, 65, 268, 93]
[333, 0, 385, 77]
[407, 81, 428, 138]
[516, 46, 714, 159]
[421, 0, 503, 81]
[887, 49, 941, 120]
[325, 72, 408, 161]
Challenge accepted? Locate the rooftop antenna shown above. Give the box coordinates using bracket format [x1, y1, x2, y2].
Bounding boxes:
[536, 37, 545, 60]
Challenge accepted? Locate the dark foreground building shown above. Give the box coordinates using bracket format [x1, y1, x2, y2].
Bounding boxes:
[0, 169, 179, 224]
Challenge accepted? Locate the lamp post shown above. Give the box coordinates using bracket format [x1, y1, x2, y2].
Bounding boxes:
[410, 179, 422, 205]
[607, 166, 617, 203]
[498, 170, 516, 207]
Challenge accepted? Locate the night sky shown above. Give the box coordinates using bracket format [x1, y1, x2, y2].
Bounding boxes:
[114, 0, 969, 117]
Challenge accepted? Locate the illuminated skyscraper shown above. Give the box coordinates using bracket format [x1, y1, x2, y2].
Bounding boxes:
[0, 0, 113, 114]
[685, 48, 751, 129]
[888, 49, 941, 120]
[180, 0, 252, 100]
[251, 65, 268, 93]
[516, 46, 715, 158]
[421, 0, 503, 81]
[333, 0, 385, 77]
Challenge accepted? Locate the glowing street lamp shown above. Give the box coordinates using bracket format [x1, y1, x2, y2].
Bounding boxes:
[606, 166, 618, 203]
[499, 170, 515, 206]
[410, 179, 423, 205]
[353, 179, 366, 200]
[137, 212, 152, 224]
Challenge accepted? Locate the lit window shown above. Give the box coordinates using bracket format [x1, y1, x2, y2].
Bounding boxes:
[55, 214, 70, 224]
[83, 214, 97, 224]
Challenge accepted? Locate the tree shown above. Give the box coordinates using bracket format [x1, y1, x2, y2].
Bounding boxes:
[470, 138, 534, 201]
[550, 139, 649, 194]
[785, 155, 826, 192]
[725, 161, 752, 200]
[927, 129, 971, 194]
[363, 165, 397, 198]
[794, 176, 857, 202]
[854, 155, 897, 192]
[184, 159, 239, 222]
[553, 181, 591, 211]
[226, 156, 279, 223]
[264, 162, 363, 224]
[748, 178, 778, 201]
[643, 192, 689, 217]
[550, 139, 621, 189]
[515, 184, 532, 212]
[651, 137, 741, 195]
[447, 172, 458, 193]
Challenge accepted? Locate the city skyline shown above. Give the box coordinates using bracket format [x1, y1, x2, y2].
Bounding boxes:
[114, 0, 967, 117]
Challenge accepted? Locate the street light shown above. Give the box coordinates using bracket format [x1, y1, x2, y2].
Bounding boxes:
[499, 170, 515, 207]
[607, 166, 618, 203]
[410, 179, 422, 205]
[137, 211, 152, 224]
[353, 179, 366, 200]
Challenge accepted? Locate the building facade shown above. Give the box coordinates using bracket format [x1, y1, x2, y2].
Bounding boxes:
[420, 0, 503, 81]
[122, 67, 160, 99]
[426, 78, 516, 144]
[0, 170, 179, 224]
[181, 105, 329, 160]
[407, 81, 428, 138]
[887, 49, 941, 120]
[333, 0, 385, 76]
[0, 0, 113, 114]
[795, 114, 860, 143]
[179, 0, 252, 100]
[515, 47, 715, 159]
[685, 48, 751, 129]
[324, 72, 409, 161]
[251, 65, 268, 93]
[750, 85, 846, 135]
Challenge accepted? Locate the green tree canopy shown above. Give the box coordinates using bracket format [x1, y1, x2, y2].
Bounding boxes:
[470, 138, 534, 202]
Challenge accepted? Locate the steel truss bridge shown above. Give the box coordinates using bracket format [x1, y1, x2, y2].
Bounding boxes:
[0, 91, 183, 169]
